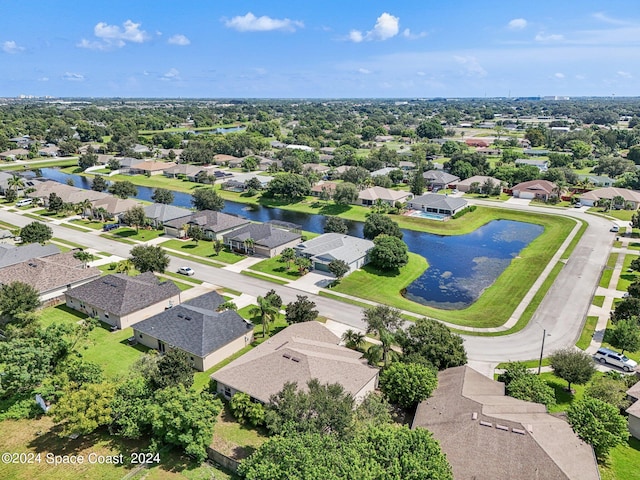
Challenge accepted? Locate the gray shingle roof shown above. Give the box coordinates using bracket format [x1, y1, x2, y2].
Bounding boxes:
[144, 204, 192, 223]
[408, 193, 468, 211]
[164, 210, 250, 233]
[295, 233, 374, 265]
[65, 272, 179, 316]
[423, 170, 460, 184]
[223, 223, 301, 248]
[0, 243, 60, 269]
[132, 291, 253, 357]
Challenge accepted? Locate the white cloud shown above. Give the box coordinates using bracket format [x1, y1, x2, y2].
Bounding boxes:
[2, 40, 24, 54]
[348, 12, 399, 42]
[168, 34, 190, 46]
[535, 32, 564, 42]
[575, 74, 586, 80]
[78, 20, 150, 50]
[454, 55, 487, 77]
[349, 30, 364, 43]
[554, 72, 565, 78]
[358, 68, 372, 74]
[63, 72, 85, 81]
[416, 71, 426, 76]
[618, 71, 632, 78]
[38, 77, 49, 82]
[402, 28, 427, 39]
[592, 12, 630, 26]
[224, 12, 303, 32]
[161, 68, 181, 81]
[508, 18, 527, 30]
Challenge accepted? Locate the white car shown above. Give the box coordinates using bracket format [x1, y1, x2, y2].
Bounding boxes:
[594, 348, 637, 372]
[178, 266, 195, 276]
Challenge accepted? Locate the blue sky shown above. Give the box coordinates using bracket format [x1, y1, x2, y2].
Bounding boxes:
[1, 1, 638, 98]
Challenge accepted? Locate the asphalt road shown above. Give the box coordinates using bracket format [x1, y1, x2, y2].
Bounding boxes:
[0, 202, 614, 367]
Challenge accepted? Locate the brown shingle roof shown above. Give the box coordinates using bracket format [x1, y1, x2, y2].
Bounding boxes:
[211, 322, 378, 403]
[0, 252, 100, 295]
[412, 366, 599, 480]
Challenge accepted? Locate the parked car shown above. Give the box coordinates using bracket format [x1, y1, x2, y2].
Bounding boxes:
[594, 347, 638, 372]
[610, 225, 620, 233]
[15, 198, 33, 207]
[103, 223, 119, 232]
[178, 266, 195, 276]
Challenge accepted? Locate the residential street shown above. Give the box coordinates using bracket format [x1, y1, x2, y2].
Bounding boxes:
[0, 201, 616, 375]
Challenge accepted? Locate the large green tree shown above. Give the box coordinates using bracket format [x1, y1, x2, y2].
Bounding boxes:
[19, 221, 52, 244]
[363, 305, 403, 366]
[153, 349, 194, 390]
[122, 205, 147, 233]
[91, 175, 108, 192]
[416, 120, 445, 139]
[129, 245, 170, 273]
[379, 362, 438, 408]
[549, 348, 596, 392]
[151, 188, 174, 204]
[609, 318, 640, 354]
[52, 382, 116, 437]
[363, 213, 402, 240]
[191, 187, 224, 211]
[498, 362, 555, 408]
[398, 318, 467, 370]
[333, 182, 359, 205]
[265, 173, 311, 199]
[324, 216, 348, 234]
[285, 295, 318, 325]
[108, 180, 138, 199]
[567, 397, 628, 459]
[0, 281, 41, 323]
[369, 235, 408, 270]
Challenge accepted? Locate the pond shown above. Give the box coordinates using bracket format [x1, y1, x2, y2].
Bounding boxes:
[36, 168, 542, 309]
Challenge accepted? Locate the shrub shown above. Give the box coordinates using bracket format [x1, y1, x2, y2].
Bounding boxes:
[230, 392, 266, 426]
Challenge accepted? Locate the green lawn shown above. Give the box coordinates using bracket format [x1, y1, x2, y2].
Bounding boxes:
[108, 226, 166, 242]
[51, 237, 87, 250]
[69, 218, 105, 230]
[593, 296, 606, 307]
[333, 209, 575, 328]
[599, 437, 640, 480]
[541, 371, 587, 413]
[248, 255, 304, 280]
[160, 270, 204, 284]
[0, 158, 78, 171]
[39, 305, 147, 379]
[163, 239, 245, 264]
[576, 316, 599, 350]
[600, 253, 619, 288]
[172, 280, 193, 292]
[617, 254, 639, 291]
[241, 270, 289, 285]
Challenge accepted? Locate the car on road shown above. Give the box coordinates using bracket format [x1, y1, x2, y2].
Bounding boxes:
[573, 202, 582, 208]
[610, 225, 620, 232]
[178, 266, 195, 276]
[594, 347, 637, 372]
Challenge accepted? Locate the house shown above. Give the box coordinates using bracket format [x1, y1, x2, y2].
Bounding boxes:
[221, 173, 273, 192]
[213, 154, 240, 166]
[0, 252, 101, 302]
[310, 181, 338, 199]
[452, 175, 503, 193]
[407, 194, 468, 216]
[113, 157, 145, 174]
[128, 161, 177, 176]
[304, 163, 330, 175]
[132, 291, 253, 371]
[625, 381, 640, 440]
[412, 366, 599, 480]
[132, 144, 151, 155]
[144, 204, 192, 228]
[579, 187, 640, 209]
[465, 139, 489, 148]
[357, 186, 413, 207]
[163, 210, 250, 240]
[164, 164, 205, 180]
[212, 321, 379, 404]
[223, 223, 302, 257]
[91, 196, 143, 220]
[27, 180, 109, 206]
[0, 243, 60, 269]
[294, 233, 374, 274]
[476, 147, 502, 156]
[511, 180, 557, 201]
[370, 167, 397, 178]
[0, 171, 21, 195]
[523, 148, 550, 156]
[515, 158, 549, 172]
[285, 144, 315, 152]
[65, 272, 180, 330]
[38, 145, 59, 157]
[398, 160, 416, 171]
[0, 148, 29, 160]
[422, 170, 460, 190]
[374, 135, 394, 143]
[576, 174, 615, 188]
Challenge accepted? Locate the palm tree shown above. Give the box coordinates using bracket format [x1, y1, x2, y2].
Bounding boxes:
[249, 295, 279, 338]
[116, 259, 133, 275]
[280, 248, 296, 270]
[213, 239, 225, 256]
[341, 329, 365, 350]
[243, 238, 255, 255]
[294, 256, 312, 276]
[76, 199, 92, 219]
[8, 175, 24, 195]
[363, 305, 403, 367]
[73, 250, 94, 268]
[94, 207, 108, 222]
